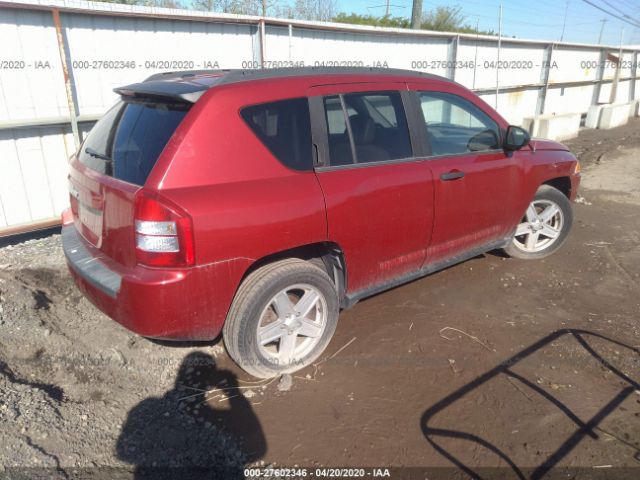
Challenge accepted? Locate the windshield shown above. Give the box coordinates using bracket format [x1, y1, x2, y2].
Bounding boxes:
[78, 99, 190, 186]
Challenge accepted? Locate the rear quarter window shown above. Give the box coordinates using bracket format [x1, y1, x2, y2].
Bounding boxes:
[241, 98, 313, 171]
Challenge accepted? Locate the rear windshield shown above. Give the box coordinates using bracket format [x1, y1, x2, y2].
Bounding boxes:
[78, 99, 190, 186]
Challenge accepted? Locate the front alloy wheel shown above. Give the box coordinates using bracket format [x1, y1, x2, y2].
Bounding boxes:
[513, 200, 564, 253]
[505, 185, 573, 259]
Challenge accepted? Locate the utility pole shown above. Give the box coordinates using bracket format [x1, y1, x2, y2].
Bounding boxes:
[598, 19, 608, 44]
[411, 0, 423, 29]
[262, 0, 267, 17]
[385, 0, 390, 17]
[560, 1, 569, 42]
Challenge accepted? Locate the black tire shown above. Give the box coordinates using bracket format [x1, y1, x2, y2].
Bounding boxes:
[504, 185, 573, 260]
[223, 258, 339, 378]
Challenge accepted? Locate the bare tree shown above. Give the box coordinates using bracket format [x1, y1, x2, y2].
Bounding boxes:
[290, 0, 337, 21]
[192, 0, 212, 10]
[192, 0, 282, 15]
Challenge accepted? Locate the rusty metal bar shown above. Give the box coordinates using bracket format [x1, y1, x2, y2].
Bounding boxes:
[52, 8, 80, 149]
[0, 217, 61, 238]
[473, 75, 640, 96]
[0, 115, 100, 132]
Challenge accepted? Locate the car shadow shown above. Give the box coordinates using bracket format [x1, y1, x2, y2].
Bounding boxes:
[420, 329, 640, 479]
[116, 351, 266, 479]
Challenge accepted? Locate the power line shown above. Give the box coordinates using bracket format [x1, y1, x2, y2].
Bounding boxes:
[610, 0, 640, 13]
[448, 9, 602, 30]
[452, 0, 600, 20]
[599, 0, 636, 18]
[580, 0, 640, 29]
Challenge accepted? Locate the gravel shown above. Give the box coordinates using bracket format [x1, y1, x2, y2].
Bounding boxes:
[0, 236, 247, 476]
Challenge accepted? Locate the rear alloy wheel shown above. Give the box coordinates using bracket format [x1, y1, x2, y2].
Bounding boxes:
[223, 259, 339, 378]
[257, 283, 328, 365]
[504, 185, 573, 259]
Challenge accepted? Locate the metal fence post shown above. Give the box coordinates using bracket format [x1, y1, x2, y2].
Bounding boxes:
[629, 50, 637, 101]
[447, 34, 459, 82]
[536, 43, 554, 116]
[259, 19, 266, 68]
[495, 3, 503, 109]
[52, 8, 80, 149]
[591, 48, 607, 106]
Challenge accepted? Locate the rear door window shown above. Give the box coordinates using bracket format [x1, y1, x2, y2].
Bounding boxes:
[322, 91, 412, 166]
[78, 99, 189, 186]
[241, 98, 313, 171]
[324, 96, 354, 166]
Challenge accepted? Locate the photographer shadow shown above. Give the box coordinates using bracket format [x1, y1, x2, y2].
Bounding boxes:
[420, 329, 640, 479]
[117, 351, 266, 479]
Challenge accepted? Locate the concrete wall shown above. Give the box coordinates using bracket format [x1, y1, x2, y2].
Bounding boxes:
[1, 0, 639, 233]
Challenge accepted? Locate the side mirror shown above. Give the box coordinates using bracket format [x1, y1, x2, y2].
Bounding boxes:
[468, 129, 500, 152]
[504, 126, 530, 151]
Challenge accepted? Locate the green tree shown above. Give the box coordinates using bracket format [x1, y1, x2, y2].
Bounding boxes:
[421, 5, 465, 31]
[333, 5, 496, 36]
[421, 5, 494, 34]
[332, 13, 409, 28]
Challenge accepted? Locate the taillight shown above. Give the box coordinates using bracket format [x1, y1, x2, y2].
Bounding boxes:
[61, 207, 74, 226]
[134, 190, 195, 267]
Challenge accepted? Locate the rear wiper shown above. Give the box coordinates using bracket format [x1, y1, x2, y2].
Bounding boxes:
[85, 147, 112, 164]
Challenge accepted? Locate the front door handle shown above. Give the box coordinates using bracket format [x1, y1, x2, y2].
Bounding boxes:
[440, 170, 465, 181]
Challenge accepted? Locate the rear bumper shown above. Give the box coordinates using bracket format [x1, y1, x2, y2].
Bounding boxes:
[62, 225, 246, 340]
[62, 226, 121, 297]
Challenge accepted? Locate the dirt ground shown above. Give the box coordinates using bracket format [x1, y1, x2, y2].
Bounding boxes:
[0, 119, 639, 479]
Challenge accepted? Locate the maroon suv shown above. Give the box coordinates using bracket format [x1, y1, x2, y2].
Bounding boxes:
[62, 68, 581, 378]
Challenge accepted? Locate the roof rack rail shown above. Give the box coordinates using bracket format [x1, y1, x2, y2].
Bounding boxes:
[115, 67, 451, 104]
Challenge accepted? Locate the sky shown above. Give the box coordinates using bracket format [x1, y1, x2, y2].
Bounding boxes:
[337, 0, 640, 46]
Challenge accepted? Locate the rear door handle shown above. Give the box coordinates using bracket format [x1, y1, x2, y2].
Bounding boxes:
[440, 170, 465, 181]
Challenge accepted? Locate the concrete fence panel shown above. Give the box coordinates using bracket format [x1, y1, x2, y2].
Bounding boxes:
[0, 0, 639, 234]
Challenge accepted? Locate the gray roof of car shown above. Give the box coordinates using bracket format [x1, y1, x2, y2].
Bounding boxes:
[114, 67, 452, 103]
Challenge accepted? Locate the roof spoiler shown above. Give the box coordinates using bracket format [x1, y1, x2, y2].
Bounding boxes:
[114, 70, 230, 103]
[113, 81, 205, 104]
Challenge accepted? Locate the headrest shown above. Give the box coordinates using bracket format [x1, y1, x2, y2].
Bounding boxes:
[349, 115, 376, 145]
